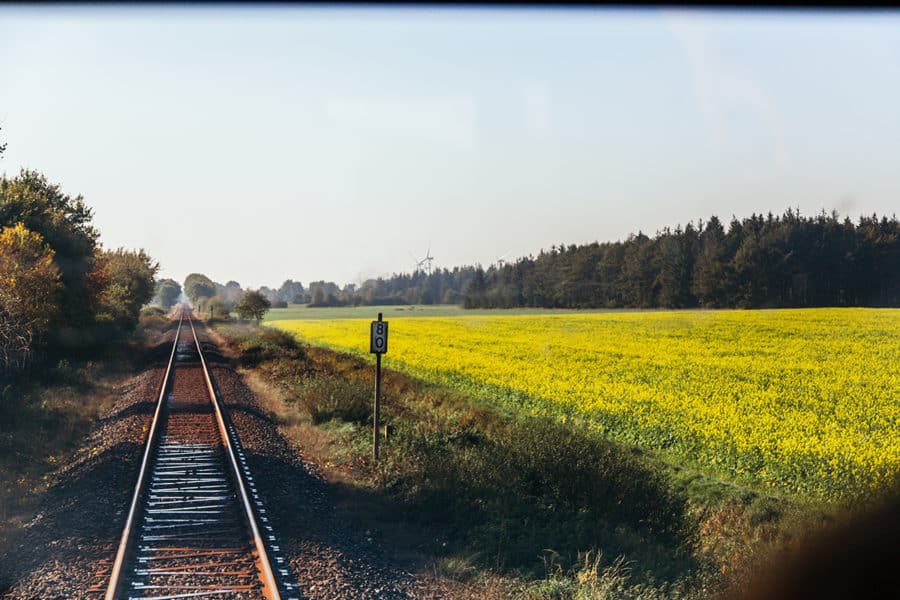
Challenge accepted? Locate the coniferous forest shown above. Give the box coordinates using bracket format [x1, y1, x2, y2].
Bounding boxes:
[463, 210, 899, 309]
[350, 210, 899, 309]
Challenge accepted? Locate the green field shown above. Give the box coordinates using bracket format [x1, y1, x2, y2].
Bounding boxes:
[263, 303, 652, 321]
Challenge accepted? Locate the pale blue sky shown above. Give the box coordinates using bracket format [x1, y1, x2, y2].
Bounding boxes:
[2, 6, 899, 289]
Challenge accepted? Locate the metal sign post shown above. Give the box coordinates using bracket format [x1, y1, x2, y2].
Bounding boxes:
[370, 313, 388, 461]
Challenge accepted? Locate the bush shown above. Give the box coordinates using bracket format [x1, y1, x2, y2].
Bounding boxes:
[236, 290, 271, 321]
[206, 295, 228, 319]
[95, 247, 159, 337]
[381, 412, 692, 578]
[138, 312, 168, 330]
[497, 419, 686, 538]
[140, 306, 166, 317]
[272, 300, 288, 309]
[295, 374, 371, 425]
[235, 327, 305, 366]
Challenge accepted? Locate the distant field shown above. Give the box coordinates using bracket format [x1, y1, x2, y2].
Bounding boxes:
[263, 304, 645, 321]
[267, 308, 900, 502]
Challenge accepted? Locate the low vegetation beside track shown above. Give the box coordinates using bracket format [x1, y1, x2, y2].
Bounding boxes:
[0, 307, 174, 559]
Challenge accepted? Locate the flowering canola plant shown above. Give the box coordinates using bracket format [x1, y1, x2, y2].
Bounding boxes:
[267, 308, 900, 501]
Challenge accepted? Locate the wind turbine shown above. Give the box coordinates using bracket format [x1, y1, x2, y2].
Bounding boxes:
[495, 249, 513, 268]
[408, 244, 435, 276]
[421, 244, 434, 276]
[408, 251, 424, 274]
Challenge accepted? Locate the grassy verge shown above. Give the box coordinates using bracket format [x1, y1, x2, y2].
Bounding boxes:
[262, 304, 655, 322]
[0, 309, 173, 555]
[212, 321, 838, 598]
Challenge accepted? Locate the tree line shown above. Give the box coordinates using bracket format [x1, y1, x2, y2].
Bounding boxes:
[248, 209, 898, 310]
[281, 271, 478, 308]
[177, 273, 270, 322]
[463, 210, 899, 309]
[187, 208, 898, 313]
[1, 170, 159, 375]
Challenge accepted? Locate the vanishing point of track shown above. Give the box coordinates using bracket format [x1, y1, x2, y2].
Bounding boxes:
[104, 308, 300, 600]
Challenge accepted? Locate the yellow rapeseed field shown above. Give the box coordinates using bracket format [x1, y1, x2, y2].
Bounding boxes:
[268, 308, 900, 501]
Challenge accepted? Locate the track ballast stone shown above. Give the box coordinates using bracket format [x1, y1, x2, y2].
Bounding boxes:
[0, 331, 175, 599]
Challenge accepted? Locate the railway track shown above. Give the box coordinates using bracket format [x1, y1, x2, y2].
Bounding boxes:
[103, 308, 300, 600]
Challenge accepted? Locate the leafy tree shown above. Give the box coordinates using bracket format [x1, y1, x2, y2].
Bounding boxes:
[207, 295, 227, 319]
[0, 126, 6, 157]
[276, 279, 305, 304]
[221, 280, 243, 308]
[96, 248, 160, 334]
[235, 290, 271, 322]
[0, 170, 100, 331]
[183, 273, 216, 305]
[308, 281, 340, 304]
[154, 278, 182, 309]
[0, 170, 162, 357]
[0, 223, 62, 371]
[0, 223, 62, 333]
[212, 280, 243, 309]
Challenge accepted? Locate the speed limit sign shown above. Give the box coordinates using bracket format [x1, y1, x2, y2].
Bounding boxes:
[370, 314, 388, 461]
[370, 319, 388, 354]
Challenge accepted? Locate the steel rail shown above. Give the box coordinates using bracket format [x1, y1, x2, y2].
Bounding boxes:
[187, 315, 282, 600]
[105, 311, 185, 600]
[104, 308, 291, 599]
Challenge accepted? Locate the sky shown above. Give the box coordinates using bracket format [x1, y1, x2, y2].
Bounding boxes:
[2, 6, 899, 289]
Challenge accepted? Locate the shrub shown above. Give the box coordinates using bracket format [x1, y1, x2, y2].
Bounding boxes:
[381, 412, 691, 577]
[140, 306, 166, 317]
[0, 223, 62, 372]
[236, 290, 271, 321]
[295, 374, 371, 425]
[95, 247, 159, 337]
[137, 310, 169, 335]
[236, 327, 305, 366]
[206, 295, 228, 319]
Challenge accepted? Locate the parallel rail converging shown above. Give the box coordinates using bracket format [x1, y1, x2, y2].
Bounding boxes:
[104, 309, 299, 600]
